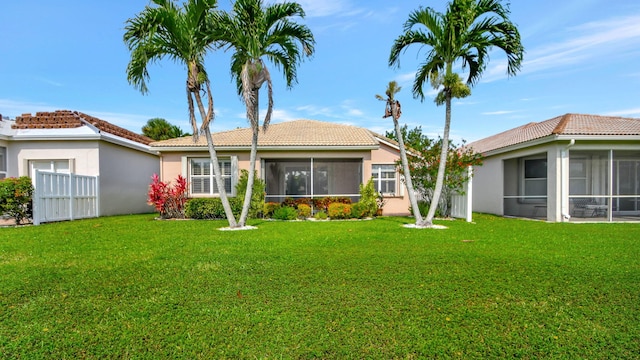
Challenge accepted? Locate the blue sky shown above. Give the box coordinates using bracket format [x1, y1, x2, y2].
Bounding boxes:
[1, 0, 639, 143]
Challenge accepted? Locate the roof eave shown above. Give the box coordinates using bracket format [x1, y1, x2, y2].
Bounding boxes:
[151, 144, 380, 152]
[481, 134, 640, 157]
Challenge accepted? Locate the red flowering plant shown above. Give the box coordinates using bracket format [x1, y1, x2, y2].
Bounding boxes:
[148, 174, 188, 219]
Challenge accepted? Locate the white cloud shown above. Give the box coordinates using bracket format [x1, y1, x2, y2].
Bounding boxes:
[481, 110, 517, 116]
[603, 108, 640, 117]
[483, 14, 640, 83]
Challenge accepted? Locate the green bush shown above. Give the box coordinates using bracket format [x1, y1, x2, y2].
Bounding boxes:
[297, 204, 311, 219]
[272, 206, 298, 220]
[313, 210, 328, 220]
[185, 197, 242, 220]
[0, 176, 33, 225]
[263, 202, 280, 218]
[328, 202, 351, 219]
[235, 170, 266, 219]
[358, 179, 379, 217]
[350, 202, 369, 219]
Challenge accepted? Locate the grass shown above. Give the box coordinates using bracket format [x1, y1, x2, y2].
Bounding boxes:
[1, 214, 639, 359]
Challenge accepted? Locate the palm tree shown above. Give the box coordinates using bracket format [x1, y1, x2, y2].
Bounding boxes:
[389, 0, 523, 227]
[376, 81, 425, 226]
[124, 0, 239, 227]
[215, 0, 315, 227]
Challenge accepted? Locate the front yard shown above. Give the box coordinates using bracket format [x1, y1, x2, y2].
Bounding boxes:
[1, 214, 638, 358]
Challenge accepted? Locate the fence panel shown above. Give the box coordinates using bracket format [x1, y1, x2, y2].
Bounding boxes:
[33, 171, 99, 225]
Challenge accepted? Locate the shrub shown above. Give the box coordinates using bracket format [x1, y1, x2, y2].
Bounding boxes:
[263, 202, 280, 218]
[297, 204, 311, 219]
[358, 179, 379, 217]
[185, 197, 242, 220]
[147, 174, 188, 219]
[313, 210, 328, 220]
[0, 176, 34, 225]
[350, 202, 368, 219]
[235, 169, 266, 219]
[328, 202, 351, 219]
[272, 206, 298, 220]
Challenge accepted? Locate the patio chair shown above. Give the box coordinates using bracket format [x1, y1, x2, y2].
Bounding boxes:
[571, 198, 590, 217]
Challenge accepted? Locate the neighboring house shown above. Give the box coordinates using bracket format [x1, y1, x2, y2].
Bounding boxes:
[151, 120, 411, 215]
[467, 113, 640, 222]
[0, 110, 159, 216]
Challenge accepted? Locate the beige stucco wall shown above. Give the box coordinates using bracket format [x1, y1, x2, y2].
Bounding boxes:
[158, 142, 411, 216]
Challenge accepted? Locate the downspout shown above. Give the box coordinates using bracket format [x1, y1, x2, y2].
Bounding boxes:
[561, 139, 575, 221]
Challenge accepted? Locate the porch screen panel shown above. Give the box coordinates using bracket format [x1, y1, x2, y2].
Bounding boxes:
[265, 160, 311, 197]
[612, 150, 640, 217]
[265, 158, 362, 202]
[314, 159, 361, 196]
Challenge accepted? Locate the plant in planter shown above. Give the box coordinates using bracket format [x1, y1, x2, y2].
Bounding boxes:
[376, 193, 387, 216]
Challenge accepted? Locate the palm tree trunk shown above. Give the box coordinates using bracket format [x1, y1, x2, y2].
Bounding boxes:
[193, 90, 238, 228]
[425, 92, 452, 226]
[238, 89, 259, 226]
[393, 106, 425, 226]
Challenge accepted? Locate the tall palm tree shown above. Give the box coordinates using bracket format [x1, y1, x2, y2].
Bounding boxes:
[215, 0, 315, 227]
[124, 0, 239, 227]
[389, 0, 523, 227]
[376, 81, 425, 226]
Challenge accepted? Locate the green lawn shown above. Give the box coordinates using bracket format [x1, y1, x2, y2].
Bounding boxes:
[1, 214, 639, 359]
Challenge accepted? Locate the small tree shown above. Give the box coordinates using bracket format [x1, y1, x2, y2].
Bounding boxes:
[386, 126, 482, 217]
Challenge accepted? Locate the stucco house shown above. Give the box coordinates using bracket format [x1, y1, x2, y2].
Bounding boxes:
[150, 119, 411, 216]
[467, 113, 640, 222]
[0, 110, 159, 216]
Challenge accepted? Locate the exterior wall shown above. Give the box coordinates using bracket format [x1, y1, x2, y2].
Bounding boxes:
[472, 156, 504, 215]
[11, 140, 100, 177]
[98, 141, 160, 216]
[158, 143, 411, 216]
[9, 139, 158, 216]
[473, 143, 558, 220]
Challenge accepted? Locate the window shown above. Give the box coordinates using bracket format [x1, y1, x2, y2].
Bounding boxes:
[523, 158, 547, 199]
[0, 146, 6, 179]
[372, 164, 397, 195]
[29, 159, 71, 178]
[189, 158, 235, 196]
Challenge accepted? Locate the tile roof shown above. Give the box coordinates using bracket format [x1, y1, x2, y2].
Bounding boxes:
[467, 113, 640, 154]
[13, 110, 153, 145]
[151, 119, 382, 148]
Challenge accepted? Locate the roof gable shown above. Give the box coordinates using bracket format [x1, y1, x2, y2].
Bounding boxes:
[13, 110, 153, 145]
[467, 113, 640, 154]
[151, 119, 382, 148]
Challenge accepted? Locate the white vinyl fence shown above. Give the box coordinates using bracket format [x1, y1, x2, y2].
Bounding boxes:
[451, 167, 473, 222]
[33, 171, 99, 225]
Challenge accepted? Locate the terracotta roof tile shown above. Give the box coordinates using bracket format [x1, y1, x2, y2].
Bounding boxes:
[13, 110, 153, 145]
[467, 113, 640, 154]
[152, 119, 380, 148]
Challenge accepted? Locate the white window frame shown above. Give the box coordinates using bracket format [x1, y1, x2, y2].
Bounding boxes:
[372, 164, 398, 196]
[186, 157, 237, 197]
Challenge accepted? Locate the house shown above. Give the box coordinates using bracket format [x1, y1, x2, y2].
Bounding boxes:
[0, 110, 159, 216]
[150, 119, 411, 215]
[467, 113, 640, 222]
